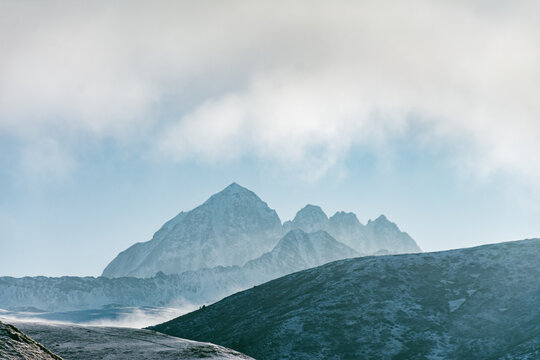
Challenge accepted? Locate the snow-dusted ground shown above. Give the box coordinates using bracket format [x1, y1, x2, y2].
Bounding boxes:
[152, 238, 540, 360]
[0, 321, 63, 360]
[7, 320, 253, 360]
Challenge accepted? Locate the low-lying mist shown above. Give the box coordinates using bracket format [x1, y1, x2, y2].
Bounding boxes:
[0, 303, 198, 328]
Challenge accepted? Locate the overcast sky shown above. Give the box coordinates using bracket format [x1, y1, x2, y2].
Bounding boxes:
[1, 0, 540, 277]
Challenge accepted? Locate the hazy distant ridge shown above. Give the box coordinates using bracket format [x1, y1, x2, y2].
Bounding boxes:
[0, 230, 358, 312]
[0, 183, 420, 314]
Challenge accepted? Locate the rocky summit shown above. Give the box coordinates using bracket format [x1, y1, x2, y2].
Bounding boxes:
[0, 229, 358, 313]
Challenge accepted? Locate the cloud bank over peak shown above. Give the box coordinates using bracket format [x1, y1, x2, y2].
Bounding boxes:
[1, 0, 540, 183]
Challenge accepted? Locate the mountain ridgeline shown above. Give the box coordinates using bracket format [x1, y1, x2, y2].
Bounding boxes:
[103, 183, 420, 278]
[0, 183, 420, 315]
[285, 205, 419, 255]
[0, 231, 359, 312]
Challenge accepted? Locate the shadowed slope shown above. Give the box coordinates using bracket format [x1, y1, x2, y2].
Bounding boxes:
[151, 239, 540, 360]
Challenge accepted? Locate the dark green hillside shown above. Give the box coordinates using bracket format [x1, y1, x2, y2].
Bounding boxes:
[151, 239, 540, 360]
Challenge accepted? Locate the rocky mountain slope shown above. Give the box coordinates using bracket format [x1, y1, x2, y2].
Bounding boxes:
[243, 229, 359, 278]
[0, 321, 63, 360]
[285, 205, 420, 254]
[10, 321, 253, 360]
[103, 184, 420, 279]
[0, 230, 357, 314]
[103, 183, 283, 278]
[151, 238, 540, 360]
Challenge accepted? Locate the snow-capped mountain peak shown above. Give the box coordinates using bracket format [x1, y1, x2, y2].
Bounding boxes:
[102, 184, 421, 279]
[102, 183, 282, 278]
[204, 182, 260, 204]
[329, 211, 363, 228]
[288, 204, 329, 232]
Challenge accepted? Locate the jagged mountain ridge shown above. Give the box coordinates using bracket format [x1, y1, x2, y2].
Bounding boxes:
[151, 238, 540, 360]
[1, 183, 419, 319]
[103, 183, 420, 278]
[286, 204, 420, 255]
[0, 230, 358, 313]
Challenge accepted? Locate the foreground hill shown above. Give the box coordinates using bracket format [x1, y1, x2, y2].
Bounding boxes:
[0, 321, 63, 360]
[10, 321, 253, 360]
[0, 230, 357, 314]
[151, 238, 540, 360]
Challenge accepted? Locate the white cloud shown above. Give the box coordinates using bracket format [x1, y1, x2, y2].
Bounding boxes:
[1, 0, 540, 184]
